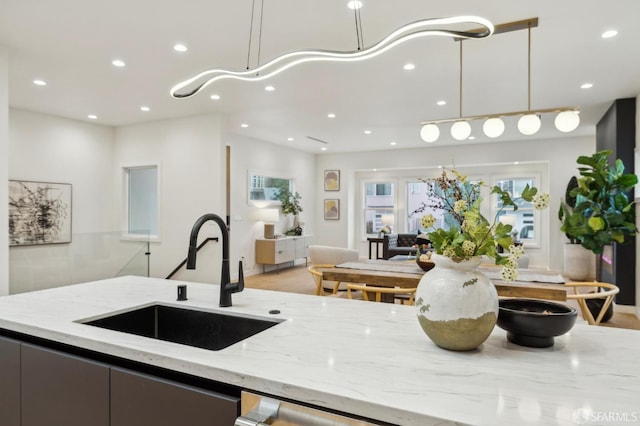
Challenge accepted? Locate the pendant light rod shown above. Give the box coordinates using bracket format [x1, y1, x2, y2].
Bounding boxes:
[459, 39, 463, 118]
[527, 24, 532, 110]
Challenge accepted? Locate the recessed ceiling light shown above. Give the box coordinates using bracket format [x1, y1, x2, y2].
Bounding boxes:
[437, 100, 446, 106]
[327, 113, 336, 118]
[140, 106, 150, 112]
[321, 147, 328, 151]
[88, 114, 98, 120]
[265, 85, 275, 91]
[403, 63, 415, 71]
[581, 83, 593, 89]
[514, 161, 520, 165]
[112, 59, 126, 67]
[210, 94, 221, 100]
[468, 136, 476, 140]
[390, 141, 397, 146]
[601, 30, 618, 39]
[347, 1, 362, 10]
[364, 130, 371, 134]
[174, 44, 188, 52]
[287, 137, 294, 141]
[241, 123, 249, 128]
[33, 79, 47, 86]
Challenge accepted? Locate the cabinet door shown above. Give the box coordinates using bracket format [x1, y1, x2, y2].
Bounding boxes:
[21, 344, 110, 426]
[111, 367, 240, 426]
[294, 237, 309, 260]
[274, 238, 295, 264]
[0, 337, 20, 426]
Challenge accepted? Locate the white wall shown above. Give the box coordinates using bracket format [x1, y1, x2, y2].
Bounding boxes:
[225, 132, 316, 276]
[314, 136, 595, 274]
[8, 109, 118, 293]
[114, 113, 225, 284]
[0, 47, 8, 295]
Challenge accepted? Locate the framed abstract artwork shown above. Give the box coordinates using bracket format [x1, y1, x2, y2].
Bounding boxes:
[8, 180, 72, 246]
[324, 170, 340, 191]
[324, 199, 340, 220]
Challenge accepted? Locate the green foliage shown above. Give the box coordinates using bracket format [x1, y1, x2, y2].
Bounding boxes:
[278, 189, 303, 216]
[558, 150, 637, 255]
[418, 169, 546, 263]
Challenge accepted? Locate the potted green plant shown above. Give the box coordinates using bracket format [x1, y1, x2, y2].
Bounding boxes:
[278, 189, 303, 235]
[559, 150, 637, 320]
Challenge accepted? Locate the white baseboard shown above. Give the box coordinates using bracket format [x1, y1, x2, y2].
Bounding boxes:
[616, 304, 638, 317]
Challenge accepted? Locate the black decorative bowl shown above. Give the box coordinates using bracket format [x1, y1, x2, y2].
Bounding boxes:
[497, 299, 577, 348]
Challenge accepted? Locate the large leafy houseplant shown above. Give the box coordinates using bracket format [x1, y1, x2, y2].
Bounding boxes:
[278, 189, 303, 235]
[559, 150, 637, 282]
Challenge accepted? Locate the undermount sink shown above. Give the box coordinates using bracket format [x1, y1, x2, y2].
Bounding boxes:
[82, 304, 283, 351]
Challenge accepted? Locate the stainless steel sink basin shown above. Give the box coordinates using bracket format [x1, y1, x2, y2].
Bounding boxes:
[82, 304, 283, 351]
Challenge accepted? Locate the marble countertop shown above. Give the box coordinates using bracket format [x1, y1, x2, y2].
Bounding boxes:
[0, 276, 637, 426]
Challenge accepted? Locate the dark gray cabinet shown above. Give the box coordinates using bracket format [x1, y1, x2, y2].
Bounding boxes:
[111, 367, 239, 426]
[0, 336, 21, 426]
[21, 344, 110, 426]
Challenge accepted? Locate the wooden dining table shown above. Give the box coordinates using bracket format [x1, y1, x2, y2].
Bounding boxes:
[320, 259, 567, 302]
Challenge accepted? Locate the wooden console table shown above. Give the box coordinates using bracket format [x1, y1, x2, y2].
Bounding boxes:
[255, 236, 312, 273]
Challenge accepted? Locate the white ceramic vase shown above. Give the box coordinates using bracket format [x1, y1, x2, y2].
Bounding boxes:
[563, 243, 594, 281]
[415, 254, 498, 351]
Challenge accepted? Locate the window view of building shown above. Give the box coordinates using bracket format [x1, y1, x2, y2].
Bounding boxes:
[364, 182, 394, 235]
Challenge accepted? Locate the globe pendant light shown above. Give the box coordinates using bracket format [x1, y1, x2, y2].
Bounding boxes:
[555, 110, 580, 132]
[451, 121, 471, 140]
[420, 124, 440, 143]
[518, 114, 541, 135]
[483, 117, 505, 138]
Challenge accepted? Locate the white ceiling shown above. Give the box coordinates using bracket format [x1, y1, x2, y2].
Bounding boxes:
[2, 0, 640, 153]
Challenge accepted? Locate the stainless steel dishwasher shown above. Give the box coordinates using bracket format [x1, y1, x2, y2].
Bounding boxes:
[235, 391, 386, 426]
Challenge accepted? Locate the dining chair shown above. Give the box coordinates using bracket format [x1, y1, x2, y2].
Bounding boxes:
[307, 245, 360, 295]
[346, 283, 416, 305]
[308, 264, 342, 295]
[565, 281, 620, 325]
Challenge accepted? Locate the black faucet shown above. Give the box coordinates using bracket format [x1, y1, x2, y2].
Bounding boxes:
[186, 213, 244, 307]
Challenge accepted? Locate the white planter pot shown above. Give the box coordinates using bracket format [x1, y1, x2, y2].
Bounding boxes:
[415, 254, 498, 351]
[563, 244, 594, 281]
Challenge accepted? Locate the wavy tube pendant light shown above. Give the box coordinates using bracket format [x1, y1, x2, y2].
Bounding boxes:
[170, 15, 494, 99]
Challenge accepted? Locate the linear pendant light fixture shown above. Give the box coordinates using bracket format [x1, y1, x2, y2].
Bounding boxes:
[170, 15, 494, 98]
[420, 18, 580, 143]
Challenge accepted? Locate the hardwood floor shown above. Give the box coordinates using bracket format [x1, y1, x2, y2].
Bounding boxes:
[245, 264, 640, 331]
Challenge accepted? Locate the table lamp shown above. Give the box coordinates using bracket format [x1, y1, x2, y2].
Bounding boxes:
[259, 208, 279, 239]
[381, 214, 394, 233]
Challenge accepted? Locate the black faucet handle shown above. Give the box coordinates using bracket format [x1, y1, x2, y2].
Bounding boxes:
[235, 260, 244, 293]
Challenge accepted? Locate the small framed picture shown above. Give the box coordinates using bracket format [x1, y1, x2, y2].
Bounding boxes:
[324, 199, 340, 220]
[324, 170, 340, 191]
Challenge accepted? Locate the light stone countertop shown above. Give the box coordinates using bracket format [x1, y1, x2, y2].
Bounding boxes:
[0, 276, 638, 426]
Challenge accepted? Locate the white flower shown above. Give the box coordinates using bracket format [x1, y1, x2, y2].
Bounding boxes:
[462, 240, 476, 256]
[500, 266, 518, 282]
[420, 214, 436, 229]
[532, 192, 550, 210]
[508, 244, 525, 259]
[453, 199, 468, 213]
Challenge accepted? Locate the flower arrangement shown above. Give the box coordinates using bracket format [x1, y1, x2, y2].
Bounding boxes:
[414, 169, 550, 281]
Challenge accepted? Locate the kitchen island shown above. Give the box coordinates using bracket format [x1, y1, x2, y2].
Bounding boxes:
[0, 276, 638, 425]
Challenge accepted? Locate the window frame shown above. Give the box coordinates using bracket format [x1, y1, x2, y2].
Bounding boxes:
[121, 163, 161, 241]
[491, 172, 543, 249]
[360, 178, 397, 239]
